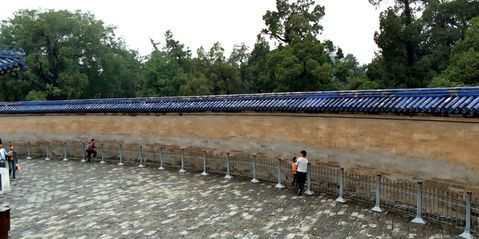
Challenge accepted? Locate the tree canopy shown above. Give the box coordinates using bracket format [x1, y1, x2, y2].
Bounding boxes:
[0, 9, 141, 100]
[0, 0, 477, 101]
[366, 0, 479, 88]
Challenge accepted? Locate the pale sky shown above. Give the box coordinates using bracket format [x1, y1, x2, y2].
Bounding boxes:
[0, 0, 393, 64]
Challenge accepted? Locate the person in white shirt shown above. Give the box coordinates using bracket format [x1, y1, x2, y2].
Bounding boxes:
[296, 150, 308, 196]
[0, 143, 6, 167]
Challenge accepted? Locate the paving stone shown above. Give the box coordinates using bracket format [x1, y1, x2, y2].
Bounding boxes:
[3, 160, 463, 238]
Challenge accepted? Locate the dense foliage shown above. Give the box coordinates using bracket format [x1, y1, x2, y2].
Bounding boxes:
[367, 0, 479, 88]
[0, 0, 478, 101]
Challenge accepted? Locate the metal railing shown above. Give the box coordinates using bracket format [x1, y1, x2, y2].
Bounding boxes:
[12, 141, 479, 237]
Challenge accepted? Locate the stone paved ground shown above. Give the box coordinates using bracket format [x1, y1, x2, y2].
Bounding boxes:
[1, 159, 462, 239]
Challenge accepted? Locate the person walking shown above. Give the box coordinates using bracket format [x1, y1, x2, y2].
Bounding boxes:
[5, 145, 18, 179]
[296, 150, 308, 196]
[291, 157, 297, 186]
[86, 139, 97, 162]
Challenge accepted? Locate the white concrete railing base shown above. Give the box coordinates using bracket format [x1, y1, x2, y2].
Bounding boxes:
[371, 206, 383, 213]
[0, 168, 11, 193]
[411, 217, 426, 224]
[304, 189, 314, 195]
[275, 183, 286, 189]
[459, 231, 474, 239]
[335, 197, 346, 203]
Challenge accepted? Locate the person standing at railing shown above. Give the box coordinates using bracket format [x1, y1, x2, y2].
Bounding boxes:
[86, 139, 97, 162]
[5, 145, 18, 179]
[291, 157, 297, 186]
[296, 150, 308, 196]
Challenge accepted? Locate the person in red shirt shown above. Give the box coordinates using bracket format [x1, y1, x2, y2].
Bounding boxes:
[86, 139, 97, 162]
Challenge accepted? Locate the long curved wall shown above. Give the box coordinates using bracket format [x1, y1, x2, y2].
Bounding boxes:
[1, 112, 478, 187]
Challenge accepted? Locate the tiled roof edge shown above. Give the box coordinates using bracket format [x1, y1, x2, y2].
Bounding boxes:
[1, 87, 479, 116]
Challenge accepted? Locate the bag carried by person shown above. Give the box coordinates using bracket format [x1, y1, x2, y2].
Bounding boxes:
[0, 159, 5, 168]
[16, 163, 20, 171]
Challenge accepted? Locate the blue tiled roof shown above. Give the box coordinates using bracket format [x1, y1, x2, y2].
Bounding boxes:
[1, 87, 479, 116]
[0, 50, 26, 75]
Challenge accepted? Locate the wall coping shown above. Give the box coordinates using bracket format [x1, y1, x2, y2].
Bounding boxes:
[1, 87, 479, 117]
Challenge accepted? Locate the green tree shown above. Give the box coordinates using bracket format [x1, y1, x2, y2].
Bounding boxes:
[206, 42, 241, 94]
[0, 72, 32, 101]
[139, 50, 188, 97]
[164, 30, 192, 73]
[420, 0, 479, 75]
[228, 43, 250, 92]
[228, 43, 250, 67]
[183, 43, 241, 95]
[430, 17, 479, 87]
[243, 36, 271, 93]
[179, 74, 212, 96]
[267, 35, 339, 92]
[366, 4, 425, 88]
[0, 9, 141, 100]
[262, 0, 325, 44]
[333, 54, 371, 89]
[139, 31, 191, 97]
[367, 0, 479, 89]
[84, 46, 142, 98]
[260, 0, 342, 92]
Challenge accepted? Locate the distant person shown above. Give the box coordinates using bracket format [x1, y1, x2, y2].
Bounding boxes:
[296, 150, 308, 196]
[86, 139, 97, 162]
[0, 143, 6, 168]
[291, 157, 297, 186]
[5, 145, 18, 179]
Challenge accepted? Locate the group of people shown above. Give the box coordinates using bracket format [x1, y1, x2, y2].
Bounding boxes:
[0, 139, 19, 179]
[291, 150, 308, 196]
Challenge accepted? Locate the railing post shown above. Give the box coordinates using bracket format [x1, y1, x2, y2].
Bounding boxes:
[62, 142, 68, 161]
[158, 148, 165, 170]
[100, 144, 106, 164]
[201, 150, 209, 176]
[224, 153, 233, 179]
[411, 182, 426, 224]
[336, 168, 346, 203]
[304, 162, 314, 195]
[371, 174, 383, 212]
[179, 147, 186, 173]
[138, 146, 145, 168]
[81, 143, 86, 163]
[275, 158, 285, 189]
[118, 144, 124, 166]
[251, 154, 259, 183]
[459, 192, 473, 239]
[26, 141, 32, 160]
[44, 142, 50, 161]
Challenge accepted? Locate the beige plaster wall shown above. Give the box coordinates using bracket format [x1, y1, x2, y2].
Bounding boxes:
[1, 113, 478, 187]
